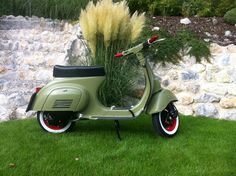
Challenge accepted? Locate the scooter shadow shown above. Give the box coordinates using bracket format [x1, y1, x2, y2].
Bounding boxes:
[73, 119, 157, 139]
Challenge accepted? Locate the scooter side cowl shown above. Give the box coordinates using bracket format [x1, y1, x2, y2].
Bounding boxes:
[31, 83, 89, 112]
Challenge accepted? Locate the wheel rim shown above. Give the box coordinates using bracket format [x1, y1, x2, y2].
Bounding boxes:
[39, 112, 72, 133]
[159, 109, 179, 135]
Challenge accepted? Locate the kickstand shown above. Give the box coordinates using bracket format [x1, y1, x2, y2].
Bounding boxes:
[114, 120, 121, 141]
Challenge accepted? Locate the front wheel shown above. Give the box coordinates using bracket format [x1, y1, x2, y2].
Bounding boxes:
[37, 111, 75, 133]
[152, 103, 179, 137]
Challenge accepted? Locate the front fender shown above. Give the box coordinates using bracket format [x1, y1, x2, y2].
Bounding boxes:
[146, 89, 177, 115]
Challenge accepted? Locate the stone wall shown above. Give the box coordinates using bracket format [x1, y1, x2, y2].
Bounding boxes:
[0, 16, 87, 121]
[0, 16, 236, 121]
[155, 43, 236, 120]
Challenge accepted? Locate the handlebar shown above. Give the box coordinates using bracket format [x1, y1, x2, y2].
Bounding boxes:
[148, 35, 158, 44]
[115, 35, 161, 58]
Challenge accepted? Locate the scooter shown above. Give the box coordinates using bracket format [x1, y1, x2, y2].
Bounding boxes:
[26, 36, 179, 138]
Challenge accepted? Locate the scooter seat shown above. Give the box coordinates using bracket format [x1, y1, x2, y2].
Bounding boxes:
[53, 65, 105, 77]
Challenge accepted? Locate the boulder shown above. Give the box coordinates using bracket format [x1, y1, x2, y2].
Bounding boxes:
[176, 92, 194, 105]
[202, 83, 228, 95]
[229, 53, 236, 65]
[191, 64, 206, 73]
[219, 98, 236, 109]
[180, 70, 199, 81]
[0, 94, 8, 106]
[220, 109, 236, 120]
[215, 70, 231, 83]
[0, 106, 10, 121]
[194, 103, 219, 118]
[195, 93, 221, 103]
[8, 93, 28, 108]
[228, 84, 236, 96]
[15, 106, 26, 119]
[176, 105, 193, 115]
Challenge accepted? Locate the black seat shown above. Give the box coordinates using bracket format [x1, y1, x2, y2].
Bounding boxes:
[53, 65, 105, 78]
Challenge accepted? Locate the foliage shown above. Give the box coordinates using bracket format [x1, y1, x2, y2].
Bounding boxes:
[0, 0, 94, 19]
[0, 116, 236, 175]
[176, 29, 211, 63]
[1, 0, 236, 18]
[181, 0, 212, 17]
[139, 24, 210, 65]
[224, 8, 236, 25]
[79, 0, 145, 106]
[126, 0, 236, 17]
[213, 0, 236, 16]
[148, 0, 182, 16]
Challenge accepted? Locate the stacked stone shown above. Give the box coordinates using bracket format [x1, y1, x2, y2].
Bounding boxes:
[155, 43, 236, 120]
[0, 15, 87, 121]
[0, 15, 235, 121]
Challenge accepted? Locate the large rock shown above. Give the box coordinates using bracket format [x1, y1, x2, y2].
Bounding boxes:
[195, 93, 221, 103]
[191, 64, 206, 73]
[180, 70, 199, 81]
[229, 53, 236, 65]
[228, 84, 236, 96]
[176, 105, 193, 115]
[194, 103, 219, 118]
[216, 53, 230, 66]
[210, 43, 225, 55]
[8, 93, 28, 107]
[219, 98, 236, 109]
[35, 70, 53, 81]
[227, 68, 236, 83]
[185, 82, 200, 94]
[0, 94, 8, 106]
[0, 106, 11, 121]
[215, 70, 231, 83]
[220, 109, 236, 120]
[227, 44, 236, 53]
[15, 106, 27, 119]
[202, 83, 228, 95]
[176, 92, 194, 105]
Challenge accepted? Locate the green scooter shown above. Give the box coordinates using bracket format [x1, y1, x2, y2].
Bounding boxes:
[26, 36, 179, 138]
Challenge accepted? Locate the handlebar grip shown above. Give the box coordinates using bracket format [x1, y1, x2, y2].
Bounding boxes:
[148, 35, 158, 44]
[115, 52, 124, 58]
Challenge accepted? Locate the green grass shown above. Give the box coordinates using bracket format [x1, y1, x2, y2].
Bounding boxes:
[0, 115, 235, 176]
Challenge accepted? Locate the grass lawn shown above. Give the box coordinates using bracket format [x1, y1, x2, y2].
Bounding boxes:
[0, 115, 235, 176]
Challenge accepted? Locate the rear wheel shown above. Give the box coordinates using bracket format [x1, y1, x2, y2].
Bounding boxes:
[152, 103, 179, 137]
[37, 111, 75, 133]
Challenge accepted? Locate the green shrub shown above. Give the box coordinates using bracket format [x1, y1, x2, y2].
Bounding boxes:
[0, 0, 94, 19]
[139, 25, 210, 65]
[1, 0, 236, 18]
[126, 0, 151, 14]
[126, 0, 236, 17]
[224, 8, 236, 25]
[182, 0, 215, 17]
[148, 0, 182, 16]
[214, 0, 236, 16]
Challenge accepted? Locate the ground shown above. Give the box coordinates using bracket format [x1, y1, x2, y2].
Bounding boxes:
[0, 115, 235, 176]
[150, 16, 236, 46]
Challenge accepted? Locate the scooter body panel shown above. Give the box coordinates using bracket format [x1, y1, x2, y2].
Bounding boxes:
[146, 89, 177, 115]
[30, 77, 103, 112]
